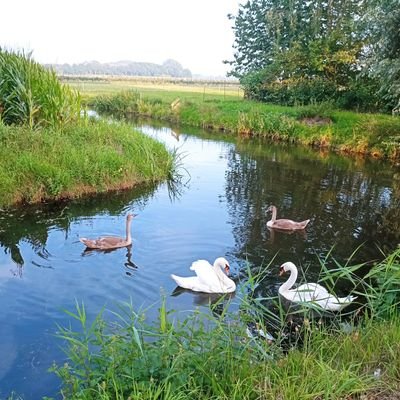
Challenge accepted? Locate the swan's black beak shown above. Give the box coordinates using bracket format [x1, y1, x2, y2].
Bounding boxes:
[279, 266, 285, 276]
[224, 264, 230, 275]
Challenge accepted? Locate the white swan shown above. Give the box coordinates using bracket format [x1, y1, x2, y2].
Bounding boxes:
[171, 257, 236, 293]
[278, 262, 356, 311]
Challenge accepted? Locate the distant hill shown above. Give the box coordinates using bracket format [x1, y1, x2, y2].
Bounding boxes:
[45, 59, 192, 78]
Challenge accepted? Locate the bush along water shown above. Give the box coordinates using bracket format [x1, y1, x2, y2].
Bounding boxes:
[51, 249, 400, 399]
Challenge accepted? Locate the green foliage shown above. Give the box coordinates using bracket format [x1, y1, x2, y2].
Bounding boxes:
[325, 248, 400, 319]
[90, 90, 400, 163]
[227, 0, 397, 112]
[0, 120, 176, 206]
[0, 49, 82, 128]
[364, 0, 400, 110]
[225, 0, 272, 77]
[50, 251, 400, 400]
[90, 91, 172, 120]
[91, 90, 142, 114]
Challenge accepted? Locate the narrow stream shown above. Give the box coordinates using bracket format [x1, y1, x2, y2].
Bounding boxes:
[0, 121, 399, 398]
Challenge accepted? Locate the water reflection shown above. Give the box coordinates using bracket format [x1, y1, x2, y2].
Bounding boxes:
[81, 245, 140, 277]
[0, 182, 158, 277]
[267, 226, 308, 243]
[170, 128, 181, 142]
[0, 122, 399, 398]
[171, 286, 235, 317]
[223, 140, 400, 283]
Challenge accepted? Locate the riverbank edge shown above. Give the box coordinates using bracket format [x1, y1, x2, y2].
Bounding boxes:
[90, 92, 400, 164]
[0, 120, 175, 208]
[50, 246, 400, 400]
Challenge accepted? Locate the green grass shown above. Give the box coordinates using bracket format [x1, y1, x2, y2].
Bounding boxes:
[77, 79, 400, 162]
[49, 250, 400, 400]
[0, 51, 177, 207]
[0, 119, 175, 207]
[64, 76, 243, 103]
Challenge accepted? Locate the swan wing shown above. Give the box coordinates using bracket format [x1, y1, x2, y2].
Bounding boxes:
[80, 236, 126, 249]
[189, 260, 224, 292]
[269, 218, 309, 230]
[292, 284, 355, 311]
[170, 275, 212, 292]
[288, 283, 330, 303]
[296, 283, 329, 296]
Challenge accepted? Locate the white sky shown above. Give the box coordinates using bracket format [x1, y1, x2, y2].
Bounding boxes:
[0, 0, 243, 77]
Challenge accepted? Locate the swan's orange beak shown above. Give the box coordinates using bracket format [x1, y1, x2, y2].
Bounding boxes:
[224, 264, 230, 275]
[279, 266, 285, 276]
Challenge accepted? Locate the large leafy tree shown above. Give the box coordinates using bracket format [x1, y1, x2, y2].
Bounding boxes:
[226, 0, 272, 77]
[227, 0, 370, 106]
[365, 0, 400, 110]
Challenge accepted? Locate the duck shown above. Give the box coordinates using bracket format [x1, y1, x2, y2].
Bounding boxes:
[79, 213, 137, 250]
[267, 205, 310, 230]
[171, 257, 236, 294]
[278, 262, 356, 311]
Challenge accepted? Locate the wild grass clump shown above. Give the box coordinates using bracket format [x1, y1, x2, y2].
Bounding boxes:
[0, 49, 81, 128]
[50, 296, 400, 400]
[91, 90, 142, 115]
[50, 248, 400, 400]
[324, 248, 400, 319]
[0, 119, 176, 206]
[90, 91, 171, 120]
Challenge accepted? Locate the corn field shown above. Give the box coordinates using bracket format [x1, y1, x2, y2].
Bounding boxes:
[0, 48, 82, 128]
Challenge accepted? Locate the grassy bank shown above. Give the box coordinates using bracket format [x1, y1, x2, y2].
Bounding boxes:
[0, 120, 175, 207]
[50, 249, 400, 399]
[0, 51, 177, 208]
[88, 88, 400, 163]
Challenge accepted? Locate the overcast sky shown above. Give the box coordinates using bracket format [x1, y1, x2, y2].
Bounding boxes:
[0, 0, 243, 77]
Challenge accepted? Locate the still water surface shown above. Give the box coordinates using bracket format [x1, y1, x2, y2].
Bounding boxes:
[0, 122, 399, 398]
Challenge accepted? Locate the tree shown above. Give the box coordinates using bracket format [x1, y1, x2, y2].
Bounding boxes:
[365, 0, 400, 110]
[227, 0, 373, 108]
[225, 0, 272, 77]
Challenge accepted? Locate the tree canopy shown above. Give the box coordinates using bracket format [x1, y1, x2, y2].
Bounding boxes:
[227, 0, 399, 112]
[47, 59, 192, 78]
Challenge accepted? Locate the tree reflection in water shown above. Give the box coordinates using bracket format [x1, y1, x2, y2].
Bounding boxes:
[0, 182, 159, 277]
[224, 140, 400, 286]
[171, 286, 235, 317]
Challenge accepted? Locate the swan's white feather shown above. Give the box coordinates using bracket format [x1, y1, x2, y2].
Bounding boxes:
[171, 258, 236, 293]
[279, 262, 356, 311]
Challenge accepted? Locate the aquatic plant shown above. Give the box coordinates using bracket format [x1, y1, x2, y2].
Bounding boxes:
[51, 250, 400, 399]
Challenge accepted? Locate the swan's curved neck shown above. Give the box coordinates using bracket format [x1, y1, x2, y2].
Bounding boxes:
[270, 206, 277, 222]
[126, 219, 132, 241]
[213, 261, 227, 281]
[280, 265, 297, 292]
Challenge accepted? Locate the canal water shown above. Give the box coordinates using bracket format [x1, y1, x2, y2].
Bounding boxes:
[0, 121, 399, 398]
